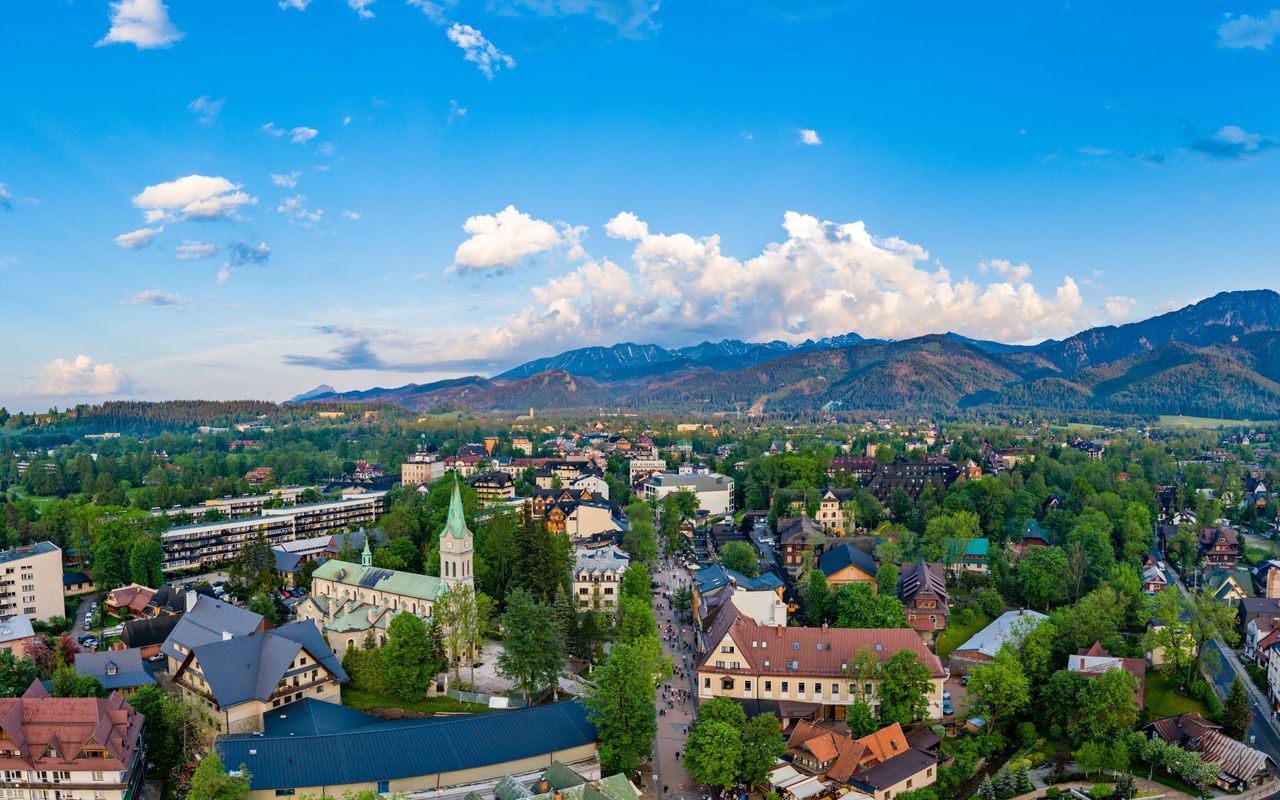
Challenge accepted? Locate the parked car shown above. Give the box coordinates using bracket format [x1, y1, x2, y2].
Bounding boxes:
[943, 690, 952, 700]
[147, 653, 166, 663]
[943, 699, 954, 715]
[960, 674, 970, 686]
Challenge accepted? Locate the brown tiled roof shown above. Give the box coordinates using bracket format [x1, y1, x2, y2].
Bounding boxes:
[0, 681, 142, 773]
[898, 561, 948, 604]
[698, 605, 944, 678]
[777, 516, 825, 546]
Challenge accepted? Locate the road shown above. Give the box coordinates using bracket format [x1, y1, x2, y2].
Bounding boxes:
[652, 559, 700, 800]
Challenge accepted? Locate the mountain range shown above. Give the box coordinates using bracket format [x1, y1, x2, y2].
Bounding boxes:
[293, 289, 1280, 419]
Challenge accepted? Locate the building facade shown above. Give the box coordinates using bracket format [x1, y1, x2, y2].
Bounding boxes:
[643, 473, 735, 517]
[0, 542, 64, 622]
[572, 545, 630, 611]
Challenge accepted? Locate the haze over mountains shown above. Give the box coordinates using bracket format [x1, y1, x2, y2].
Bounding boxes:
[294, 290, 1280, 419]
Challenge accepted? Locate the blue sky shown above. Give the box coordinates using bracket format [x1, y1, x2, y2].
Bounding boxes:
[2, 0, 1279, 410]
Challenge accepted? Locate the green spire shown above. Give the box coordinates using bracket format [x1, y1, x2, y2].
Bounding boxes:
[441, 477, 470, 540]
[361, 537, 372, 568]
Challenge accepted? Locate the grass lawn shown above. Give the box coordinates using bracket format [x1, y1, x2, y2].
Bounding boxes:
[341, 686, 494, 715]
[1144, 670, 1209, 719]
[1157, 414, 1255, 430]
[936, 610, 993, 660]
[1244, 545, 1277, 566]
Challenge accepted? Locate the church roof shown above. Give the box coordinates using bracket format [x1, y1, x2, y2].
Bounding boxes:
[441, 478, 471, 540]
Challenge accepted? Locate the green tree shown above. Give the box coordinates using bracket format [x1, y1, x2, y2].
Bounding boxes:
[740, 714, 786, 789]
[1222, 675, 1252, 740]
[967, 651, 1029, 732]
[617, 595, 658, 645]
[719, 541, 759, 577]
[188, 752, 250, 800]
[623, 501, 659, 564]
[876, 561, 899, 596]
[1016, 544, 1067, 611]
[381, 612, 443, 700]
[620, 562, 651, 603]
[583, 641, 660, 777]
[802, 568, 831, 625]
[878, 650, 933, 725]
[246, 591, 280, 625]
[50, 664, 105, 697]
[0, 650, 37, 697]
[844, 699, 878, 737]
[834, 582, 907, 628]
[1143, 588, 1194, 685]
[497, 588, 563, 703]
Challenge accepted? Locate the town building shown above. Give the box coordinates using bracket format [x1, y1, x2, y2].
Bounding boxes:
[865, 460, 960, 503]
[74, 649, 156, 697]
[1067, 641, 1146, 707]
[0, 614, 36, 656]
[572, 545, 629, 612]
[217, 700, 600, 800]
[777, 515, 828, 578]
[897, 561, 949, 640]
[0, 681, 145, 800]
[943, 537, 990, 576]
[63, 571, 96, 596]
[105, 584, 158, 619]
[152, 487, 309, 522]
[160, 592, 270, 674]
[160, 491, 388, 572]
[694, 604, 946, 723]
[827, 457, 878, 481]
[817, 543, 878, 591]
[949, 609, 1048, 673]
[1144, 713, 1274, 790]
[628, 457, 667, 483]
[0, 541, 64, 622]
[401, 451, 444, 486]
[172, 620, 347, 734]
[786, 720, 938, 800]
[816, 488, 855, 534]
[642, 472, 735, 517]
[529, 488, 624, 541]
[470, 471, 516, 502]
[1199, 526, 1242, 569]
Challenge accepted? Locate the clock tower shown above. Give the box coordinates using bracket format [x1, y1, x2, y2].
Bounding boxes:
[439, 478, 474, 592]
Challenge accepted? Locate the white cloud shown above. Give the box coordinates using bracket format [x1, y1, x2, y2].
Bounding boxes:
[1189, 124, 1278, 160]
[33, 356, 131, 397]
[452, 205, 573, 271]
[493, 0, 660, 36]
[979, 258, 1032, 285]
[276, 195, 323, 224]
[0, 184, 10, 211]
[271, 171, 301, 188]
[216, 241, 271, 285]
[315, 142, 336, 156]
[798, 128, 822, 146]
[97, 0, 183, 49]
[188, 96, 224, 125]
[342, 210, 361, 221]
[1104, 295, 1137, 322]
[407, 0, 450, 23]
[478, 211, 1088, 359]
[123, 289, 188, 307]
[261, 123, 318, 144]
[349, 0, 375, 18]
[132, 175, 256, 222]
[114, 225, 164, 250]
[446, 23, 515, 78]
[279, 0, 313, 10]
[175, 240, 218, 260]
[1217, 9, 1280, 50]
[449, 99, 468, 122]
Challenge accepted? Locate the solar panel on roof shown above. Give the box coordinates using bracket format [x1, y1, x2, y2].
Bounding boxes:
[358, 568, 393, 587]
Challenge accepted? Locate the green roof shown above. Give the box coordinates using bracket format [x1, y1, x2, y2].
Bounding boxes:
[440, 478, 472, 540]
[311, 558, 445, 602]
[528, 773, 636, 800]
[944, 537, 990, 562]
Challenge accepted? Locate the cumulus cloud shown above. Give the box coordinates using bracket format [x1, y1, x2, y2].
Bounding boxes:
[175, 240, 218, 260]
[97, 0, 183, 49]
[123, 289, 188, 307]
[285, 321, 495, 372]
[114, 226, 164, 250]
[188, 96, 224, 125]
[279, 0, 313, 10]
[452, 205, 579, 272]
[493, 0, 660, 36]
[271, 171, 301, 188]
[979, 258, 1032, 285]
[349, 0, 375, 17]
[32, 356, 131, 397]
[1189, 125, 1278, 160]
[1217, 9, 1280, 50]
[798, 128, 822, 146]
[132, 175, 256, 223]
[261, 123, 319, 144]
[276, 195, 323, 224]
[449, 99, 468, 122]
[446, 23, 515, 78]
[1104, 296, 1137, 322]
[342, 210, 361, 221]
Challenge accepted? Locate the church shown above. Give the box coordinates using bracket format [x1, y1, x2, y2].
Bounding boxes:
[297, 479, 474, 653]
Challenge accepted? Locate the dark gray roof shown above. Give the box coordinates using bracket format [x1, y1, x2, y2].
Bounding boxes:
[260, 698, 380, 736]
[217, 702, 598, 790]
[74, 649, 156, 691]
[187, 621, 347, 708]
[0, 541, 58, 564]
[273, 550, 306, 574]
[850, 748, 936, 792]
[161, 595, 264, 663]
[817, 543, 878, 579]
[122, 614, 181, 649]
[63, 571, 93, 586]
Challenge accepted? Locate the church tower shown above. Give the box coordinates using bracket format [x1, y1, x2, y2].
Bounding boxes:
[439, 478, 474, 591]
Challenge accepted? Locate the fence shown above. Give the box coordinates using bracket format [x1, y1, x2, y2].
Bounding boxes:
[446, 688, 526, 708]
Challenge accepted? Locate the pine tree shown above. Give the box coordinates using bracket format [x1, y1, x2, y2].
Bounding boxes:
[993, 767, 1015, 800]
[977, 777, 997, 800]
[1222, 675, 1252, 740]
[1014, 762, 1034, 794]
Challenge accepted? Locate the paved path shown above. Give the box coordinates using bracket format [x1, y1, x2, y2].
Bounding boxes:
[653, 559, 701, 800]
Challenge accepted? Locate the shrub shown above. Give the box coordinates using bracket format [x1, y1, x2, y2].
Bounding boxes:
[1045, 788, 1061, 800]
[1088, 784, 1113, 800]
[1016, 721, 1037, 749]
[957, 607, 977, 627]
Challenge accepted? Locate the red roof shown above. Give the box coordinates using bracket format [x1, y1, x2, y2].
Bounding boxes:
[0, 681, 143, 774]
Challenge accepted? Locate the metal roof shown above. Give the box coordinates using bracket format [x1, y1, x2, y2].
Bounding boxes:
[216, 701, 598, 790]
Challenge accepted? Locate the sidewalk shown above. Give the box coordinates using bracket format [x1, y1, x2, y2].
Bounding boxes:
[652, 558, 700, 800]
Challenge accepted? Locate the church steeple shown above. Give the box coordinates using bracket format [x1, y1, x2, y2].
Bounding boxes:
[361, 537, 372, 568]
[439, 478, 474, 591]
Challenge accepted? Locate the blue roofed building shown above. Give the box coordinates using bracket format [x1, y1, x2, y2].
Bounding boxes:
[74, 648, 156, 697]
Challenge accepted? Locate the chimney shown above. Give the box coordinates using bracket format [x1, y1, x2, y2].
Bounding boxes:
[185, 590, 199, 613]
[222, 631, 233, 641]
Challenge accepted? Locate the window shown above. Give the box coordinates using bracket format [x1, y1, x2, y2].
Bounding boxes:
[721, 645, 735, 654]
[377, 782, 389, 794]
[715, 660, 725, 669]
[91, 773, 103, 782]
[704, 677, 711, 688]
[798, 682, 806, 694]
[744, 680, 752, 691]
[764, 680, 772, 692]
[781, 681, 789, 693]
[831, 683, 839, 696]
